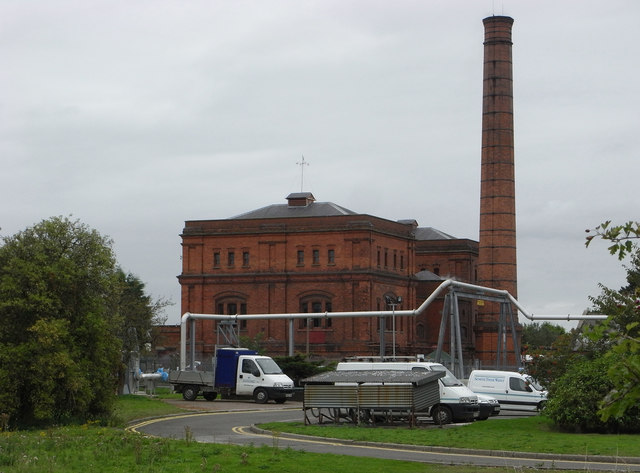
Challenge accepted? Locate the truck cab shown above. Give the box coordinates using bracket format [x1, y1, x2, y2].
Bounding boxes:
[233, 355, 295, 403]
[170, 348, 295, 403]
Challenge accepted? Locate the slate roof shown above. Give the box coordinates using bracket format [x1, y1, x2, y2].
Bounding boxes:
[226, 195, 459, 242]
[414, 227, 456, 240]
[230, 201, 358, 220]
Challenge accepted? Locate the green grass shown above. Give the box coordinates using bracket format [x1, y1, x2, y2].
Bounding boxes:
[259, 416, 640, 458]
[0, 425, 586, 473]
[1, 395, 637, 472]
[154, 386, 184, 400]
[113, 394, 187, 424]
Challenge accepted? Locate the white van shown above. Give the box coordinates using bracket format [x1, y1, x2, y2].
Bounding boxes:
[467, 370, 547, 412]
[336, 361, 483, 424]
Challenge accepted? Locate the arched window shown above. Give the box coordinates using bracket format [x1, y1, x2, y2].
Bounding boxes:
[215, 294, 248, 329]
[298, 293, 333, 329]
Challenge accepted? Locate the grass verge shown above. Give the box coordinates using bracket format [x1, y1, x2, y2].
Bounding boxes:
[259, 416, 640, 458]
[1, 396, 636, 472]
[113, 394, 186, 425]
[0, 424, 592, 473]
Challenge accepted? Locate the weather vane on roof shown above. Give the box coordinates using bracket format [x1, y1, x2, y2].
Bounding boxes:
[296, 155, 309, 192]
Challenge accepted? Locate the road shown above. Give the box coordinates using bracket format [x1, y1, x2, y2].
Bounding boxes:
[128, 400, 640, 471]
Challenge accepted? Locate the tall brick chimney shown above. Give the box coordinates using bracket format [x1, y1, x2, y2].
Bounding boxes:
[476, 16, 519, 362]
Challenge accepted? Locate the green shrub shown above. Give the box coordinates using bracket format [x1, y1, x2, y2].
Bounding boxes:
[545, 354, 640, 433]
[273, 354, 333, 386]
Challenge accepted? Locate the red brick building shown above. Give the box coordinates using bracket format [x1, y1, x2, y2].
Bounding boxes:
[175, 192, 478, 361]
[158, 15, 522, 366]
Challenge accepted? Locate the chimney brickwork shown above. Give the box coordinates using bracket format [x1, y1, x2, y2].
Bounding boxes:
[476, 16, 519, 363]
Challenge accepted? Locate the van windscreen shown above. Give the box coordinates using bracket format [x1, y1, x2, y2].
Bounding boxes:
[525, 375, 544, 391]
[430, 365, 463, 386]
[256, 358, 283, 375]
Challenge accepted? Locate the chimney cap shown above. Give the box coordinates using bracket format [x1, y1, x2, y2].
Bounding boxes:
[483, 15, 514, 23]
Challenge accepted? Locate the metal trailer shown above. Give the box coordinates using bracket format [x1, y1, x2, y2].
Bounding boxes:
[301, 369, 445, 427]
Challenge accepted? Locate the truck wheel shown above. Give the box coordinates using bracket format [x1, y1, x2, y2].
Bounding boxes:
[182, 385, 198, 401]
[203, 392, 217, 401]
[432, 405, 453, 425]
[253, 388, 268, 404]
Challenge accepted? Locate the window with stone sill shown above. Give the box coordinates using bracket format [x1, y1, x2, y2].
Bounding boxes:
[242, 251, 250, 267]
[227, 251, 235, 267]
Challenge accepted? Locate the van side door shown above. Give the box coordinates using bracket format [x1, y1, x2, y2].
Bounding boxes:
[505, 375, 535, 411]
[236, 358, 262, 396]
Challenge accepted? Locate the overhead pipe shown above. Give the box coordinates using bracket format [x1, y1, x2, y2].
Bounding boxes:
[179, 279, 608, 370]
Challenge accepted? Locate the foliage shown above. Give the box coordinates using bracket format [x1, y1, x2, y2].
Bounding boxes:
[115, 270, 163, 353]
[586, 247, 640, 422]
[522, 246, 640, 431]
[0, 217, 120, 426]
[544, 353, 640, 433]
[0, 217, 165, 428]
[585, 220, 640, 260]
[589, 248, 640, 337]
[273, 354, 334, 386]
[113, 269, 172, 391]
[521, 322, 565, 350]
[238, 331, 266, 353]
[522, 332, 578, 388]
[585, 319, 640, 423]
[522, 326, 609, 389]
[582, 222, 640, 424]
[520, 321, 569, 390]
[599, 326, 640, 422]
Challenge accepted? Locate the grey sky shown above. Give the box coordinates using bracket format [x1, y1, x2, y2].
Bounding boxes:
[2, 1, 639, 328]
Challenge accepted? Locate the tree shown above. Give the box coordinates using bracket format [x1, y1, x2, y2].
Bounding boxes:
[112, 269, 171, 392]
[273, 354, 334, 387]
[522, 322, 612, 390]
[521, 322, 566, 350]
[0, 216, 163, 427]
[539, 222, 640, 431]
[587, 250, 640, 422]
[585, 224, 640, 423]
[589, 248, 640, 338]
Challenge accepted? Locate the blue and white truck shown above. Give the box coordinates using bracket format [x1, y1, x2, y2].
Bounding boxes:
[169, 348, 295, 404]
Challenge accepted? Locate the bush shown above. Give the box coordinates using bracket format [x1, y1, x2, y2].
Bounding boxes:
[273, 354, 333, 386]
[544, 354, 640, 433]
